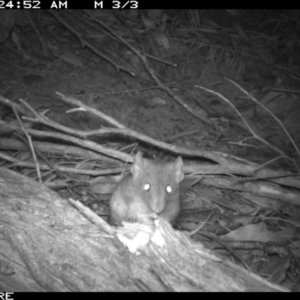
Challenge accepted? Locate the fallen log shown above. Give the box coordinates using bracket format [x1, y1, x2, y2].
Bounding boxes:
[0, 167, 288, 291]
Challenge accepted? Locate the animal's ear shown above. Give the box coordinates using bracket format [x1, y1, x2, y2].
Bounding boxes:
[173, 156, 184, 183]
[131, 152, 144, 177]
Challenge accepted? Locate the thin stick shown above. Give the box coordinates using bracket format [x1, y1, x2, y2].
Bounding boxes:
[227, 78, 300, 161]
[12, 106, 42, 183]
[198, 85, 298, 171]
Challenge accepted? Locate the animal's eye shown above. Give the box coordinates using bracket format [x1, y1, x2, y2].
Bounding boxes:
[144, 183, 151, 191]
[166, 185, 172, 193]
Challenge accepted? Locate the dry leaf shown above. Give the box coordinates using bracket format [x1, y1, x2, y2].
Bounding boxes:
[262, 254, 291, 284]
[220, 222, 270, 242]
[59, 50, 84, 67]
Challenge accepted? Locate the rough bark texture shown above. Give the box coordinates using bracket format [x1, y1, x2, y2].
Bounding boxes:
[0, 167, 288, 291]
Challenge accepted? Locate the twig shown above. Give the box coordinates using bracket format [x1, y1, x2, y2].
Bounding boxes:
[166, 129, 200, 141]
[188, 210, 214, 236]
[25, 11, 48, 57]
[55, 92, 228, 163]
[86, 12, 215, 126]
[236, 173, 300, 183]
[260, 216, 300, 227]
[55, 93, 125, 129]
[4, 94, 300, 197]
[12, 106, 42, 183]
[68, 197, 113, 234]
[251, 156, 285, 172]
[194, 231, 251, 272]
[227, 78, 300, 163]
[48, 11, 135, 76]
[197, 85, 298, 171]
[2, 95, 299, 191]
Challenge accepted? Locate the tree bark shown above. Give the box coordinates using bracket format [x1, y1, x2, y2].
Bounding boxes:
[0, 167, 288, 291]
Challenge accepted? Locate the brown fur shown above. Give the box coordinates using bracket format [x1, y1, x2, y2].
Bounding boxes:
[109, 151, 184, 226]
